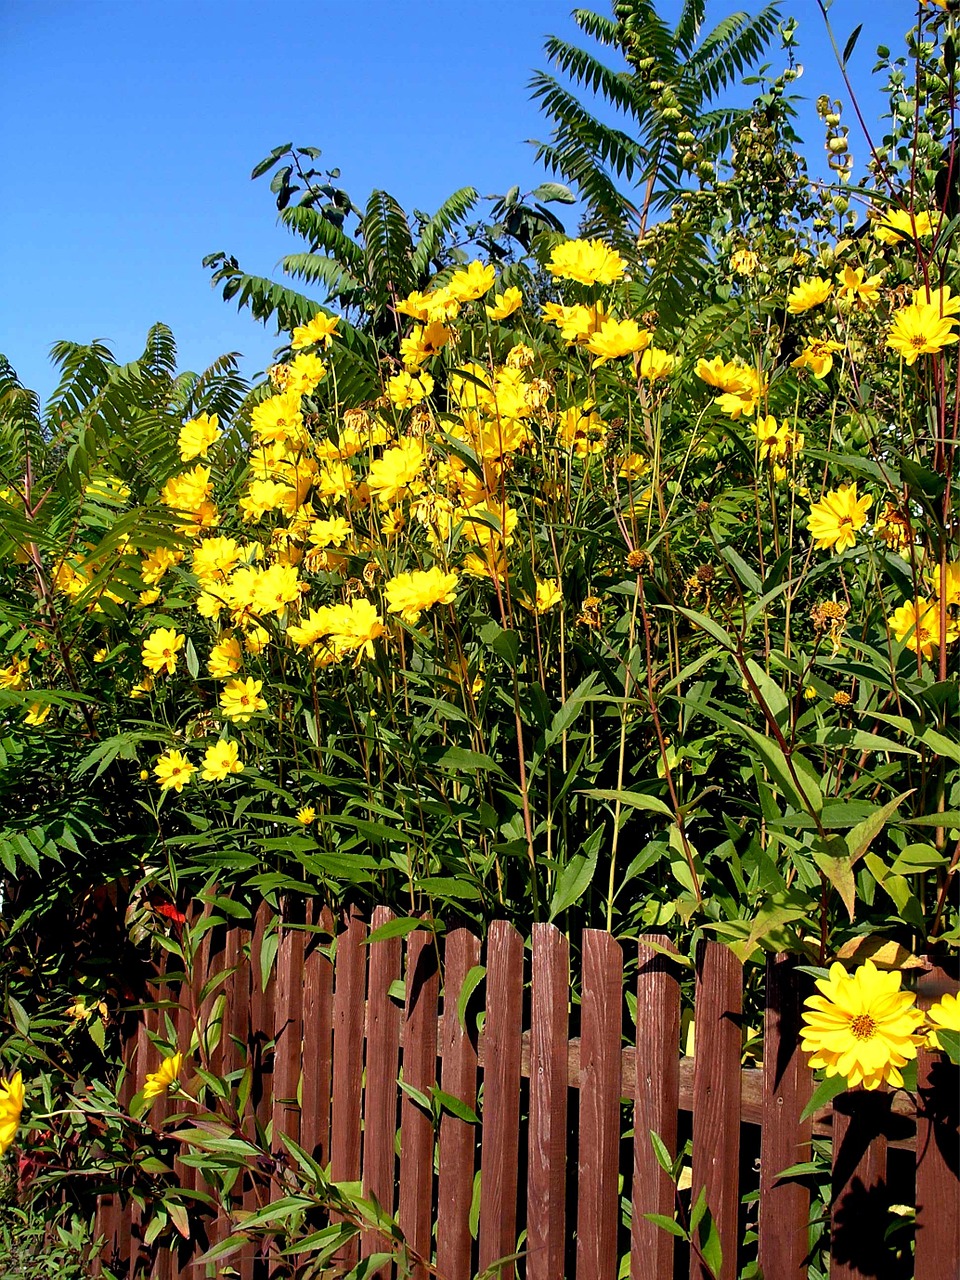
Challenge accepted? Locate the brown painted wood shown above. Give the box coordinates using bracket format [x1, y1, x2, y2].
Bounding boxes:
[632, 935, 681, 1280]
[436, 927, 482, 1280]
[272, 901, 305, 1153]
[242, 899, 275, 1264]
[361, 906, 403, 1264]
[759, 953, 813, 1280]
[331, 905, 368, 1268]
[914, 963, 960, 1280]
[526, 923, 569, 1280]
[690, 942, 742, 1280]
[577, 929, 623, 1280]
[830, 1090, 891, 1279]
[300, 904, 335, 1168]
[478, 920, 523, 1280]
[398, 929, 440, 1280]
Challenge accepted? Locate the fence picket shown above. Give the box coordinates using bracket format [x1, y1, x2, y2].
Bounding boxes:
[691, 942, 742, 1280]
[398, 929, 440, 1280]
[272, 902, 305, 1154]
[436, 927, 482, 1280]
[300, 904, 334, 1167]
[577, 929, 624, 1280]
[331, 905, 368, 1269]
[914, 963, 959, 1280]
[830, 1090, 890, 1279]
[632, 935, 681, 1280]
[527, 923, 569, 1280]
[759, 953, 812, 1280]
[362, 906, 403, 1266]
[478, 920, 523, 1280]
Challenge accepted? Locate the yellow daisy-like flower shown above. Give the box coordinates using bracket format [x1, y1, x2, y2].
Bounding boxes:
[385, 567, 458, 624]
[141, 627, 185, 676]
[201, 740, 243, 782]
[219, 678, 268, 723]
[639, 347, 677, 381]
[585, 318, 651, 367]
[386, 370, 434, 408]
[207, 634, 243, 681]
[873, 208, 935, 245]
[0, 657, 29, 690]
[446, 260, 496, 302]
[887, 302, 959, 365]
[836, 265, 882, 307]
[926, 992, 960, 1050]
[177, 413, 221, 462]
[730, 248, 759, 276]
[24, 703, 51, 727]
[485, 287, 523, 320]
[0, 1071, 24, 1155]
[297, 805, 316, 826]
[800, 960, 923, 1090]
[807, 483, 872, 553]
[887, 596, 941, 660]
[153, 750, 196, 793]
[400, 320, 453, 369]
[546, 238, 626, 286]
[786, 277, 833, 314]
[791, 336, 844, 379]
[519, 579, 562, 614]
[143, 1052, 183, 1100]
[291, 312, 339, 350]
[932, 561, 960, 608]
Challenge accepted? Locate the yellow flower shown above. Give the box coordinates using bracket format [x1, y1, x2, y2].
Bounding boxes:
[874, 503, 914, 556]
[887, 302, 959, 364]
[153, 750, 196, 793]
[807, 483, 872, 553]
[141, 627, 185, 676]
[730, 248, 759, 276]
[639, 347, 677, 381]
[485, 287, 523, 320]
[297, 805, 316, 826]
[250, 391, 305, 444]
[0, 658, 28, 690]
[557, 405, 607, 456]
[141, 546, 182, 585]
[546, 238, 625, 286]
[220, 678, 268, 723]
[160, 465, 213, 515]
[873, 208, 935, 245]
[323, 599, 387, 664]
[932, 561, 960, 607]
[786, 277, 833, 314]
[143, 1052, 183, 1100]
[201, 740, 243, 782]
[192, 536, 242, 586]
[926, 992, 960, 1050]
[520, 579, 562, 614]
[400, 321, 453, 368]
[291, 312, 339, 350]
[130, 676, 154, 700]
[801, 960, 923, 1090]
[367, 437, 429, 506]
[285, 352, 327, 396]
[446, 260, 496, 302]
[888, 596, 941, 660]
[385, 567, 458, 624]
[911, 283, 960, 316]
[178, 413, 221, 462]
[24, 702, 51, 727]
[836, 265, 882, 307]
[542, 301, 608, 342]
[0, 1072, 24, 1155]
[138, 589, 160, 607]
[308, 516, 352, 548]
[251, 563, 301, 617]
[585, 318, 651, 367]
[791, 336, 844, 379]
[750, 415, 790, 460]
[386, 371, 434, 408]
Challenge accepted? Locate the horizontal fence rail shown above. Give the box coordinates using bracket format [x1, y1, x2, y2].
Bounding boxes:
[92, 905, 960, 1279]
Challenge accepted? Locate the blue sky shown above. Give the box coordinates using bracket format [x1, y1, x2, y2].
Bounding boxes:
[1, 0, 900, 405]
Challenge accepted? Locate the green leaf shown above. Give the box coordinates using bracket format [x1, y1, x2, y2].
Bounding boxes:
[800, 1072, 850, 1123]
[845, 791, 913, 863]
[689, 1185, 708, 1233]
[698, 1207, 723, 1280]
[841, 23, 862, 67]
[478, 620, 519, 668]
[432, 1087, 479, 1124]
[936, 1028, 960, 1066]
[814, 835, 856, 921]
[457, 965, 486, 1031]
[364, 917, 434, 946]
[578, 788, 673, 818]
[642, 1213, 687, 1239]
[649, 1131, 674, 1177]
[549, 828, 601, 920]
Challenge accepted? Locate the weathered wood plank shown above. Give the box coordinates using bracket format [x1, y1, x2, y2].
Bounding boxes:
[331, 905, 368, 1270]
[527, 923, 569, 1280]
[914, 963, 959, 1280]
[362, 906, 403, 1265]
[398, 929, 440, 1280]
[632, 935, 680, 1280]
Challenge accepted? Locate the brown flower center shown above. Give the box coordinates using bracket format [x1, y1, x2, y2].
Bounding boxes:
[838, 516, 853, 527]
[849, 1014, 877, 1041]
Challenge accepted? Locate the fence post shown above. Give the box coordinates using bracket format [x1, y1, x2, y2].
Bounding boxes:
[437, 927, 482, 1280]
[362, 906, 403, 1268]
[527, 922, 569, 1280]
[632, 935, 681, 1280]
[759, 953, 812, 1280]
[398, 928, 440, 1280]
[691, 942, 742, 1280]
[331, 905, 368, 1270]
[914, 962, 960, 1280]
[478, 920, 523, 1280]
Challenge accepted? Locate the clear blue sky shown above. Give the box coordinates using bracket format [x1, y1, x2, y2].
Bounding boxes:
[1, 0, 901, 405]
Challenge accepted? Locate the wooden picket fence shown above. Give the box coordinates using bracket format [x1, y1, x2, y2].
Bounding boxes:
[93, 903, 959, 1279]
